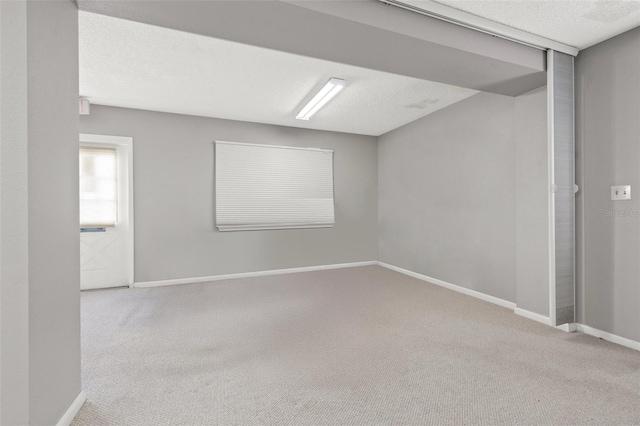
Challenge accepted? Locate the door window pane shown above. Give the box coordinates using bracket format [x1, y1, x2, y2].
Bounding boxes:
[79, 147, 117, 227]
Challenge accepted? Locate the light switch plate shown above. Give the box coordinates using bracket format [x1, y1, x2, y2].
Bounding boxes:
[611, 185, 631, 200]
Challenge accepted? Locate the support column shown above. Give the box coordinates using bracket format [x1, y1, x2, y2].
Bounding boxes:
[0, 1, 30, 423]
[548, 50, 576, 326]
[1, 1, 82, 424]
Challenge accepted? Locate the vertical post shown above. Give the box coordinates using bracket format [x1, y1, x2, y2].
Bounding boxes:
[1, 1, 82, 424]
[548, 50, 576, 326]
[0, 1, 30, 423]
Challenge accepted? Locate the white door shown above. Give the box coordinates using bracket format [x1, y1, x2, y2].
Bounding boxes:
[79, 134, 134, 290]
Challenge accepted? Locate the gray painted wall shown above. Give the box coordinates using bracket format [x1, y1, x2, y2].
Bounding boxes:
[1, 1, 81, 424]
[515, 86, 550, 316]
[1, 1, 30, 423]
[378, 92, 518, 303]
[80, 106, 378, 283]
[575, 27, 640, 342]
[27, 2, 82, 424]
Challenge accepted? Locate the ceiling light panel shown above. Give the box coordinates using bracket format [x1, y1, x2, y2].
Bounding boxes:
[296, 78, 346, 120]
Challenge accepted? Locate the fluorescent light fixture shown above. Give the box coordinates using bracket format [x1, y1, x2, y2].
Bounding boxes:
[296, 77, 346, 120]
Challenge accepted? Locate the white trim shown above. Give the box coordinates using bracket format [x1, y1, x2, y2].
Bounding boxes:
[215, 140, 333, 153]
[380, 0, 579, 56]
[375, 263, 639, 353]
[556, 322, 577, 333]
[576, 324, 640, 352]
[133, 261, 377, 288]
[514, 307, 553, 326]
[129, 261, 640, 353]
[577, 61, 587, 328]
[547, 50, 557, 327]
[218, 224, 333, 232]
[570, 55, 577, 324]
[56, 390, 86, 426]
[79, 133, 135, 288]
[79, 133, 132, 145]
[377, 262, 516, 310]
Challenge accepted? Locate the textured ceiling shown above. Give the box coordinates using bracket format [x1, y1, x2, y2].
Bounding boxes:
[79, 11, 478, 136]
[428, 0, 640, 49]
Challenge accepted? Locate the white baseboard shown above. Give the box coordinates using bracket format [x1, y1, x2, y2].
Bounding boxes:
[576, 324, 640, 351]
[377, 262, 639, 352]
[56, 390, 86, 426]
[377, 262, 516, 310]
[514, 307, 553, 326]
[134, 261, 378, 288]
[556, 322, 577, 332]
[131, 260, 640, 353]
[378, 263, 560, 328]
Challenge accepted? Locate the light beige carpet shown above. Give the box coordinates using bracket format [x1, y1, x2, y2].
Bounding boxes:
[74, 266, 640, 425]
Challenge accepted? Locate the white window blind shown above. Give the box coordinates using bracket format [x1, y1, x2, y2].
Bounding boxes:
[79, 147, 117, 227]
[215, 141, 335, 231]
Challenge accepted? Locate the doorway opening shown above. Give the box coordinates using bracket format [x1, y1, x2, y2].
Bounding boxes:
[79, 133, 133, 290]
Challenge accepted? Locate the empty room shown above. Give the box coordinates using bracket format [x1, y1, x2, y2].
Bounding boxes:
[1, 0, 639, 425]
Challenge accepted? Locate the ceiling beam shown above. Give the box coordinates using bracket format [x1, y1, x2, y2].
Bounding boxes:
[77, 0, 547, 96]
[384, 0, 579, 56]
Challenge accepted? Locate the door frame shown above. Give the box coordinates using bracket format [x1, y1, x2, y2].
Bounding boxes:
[79, 133, 134, 287]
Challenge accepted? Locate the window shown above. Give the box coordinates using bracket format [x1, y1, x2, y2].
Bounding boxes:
[215, 141, 335, 231]
[79, 147, 118, 227]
